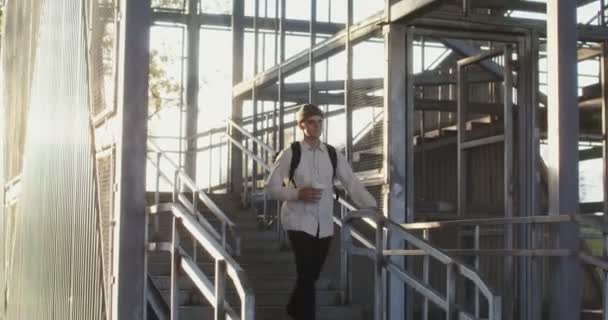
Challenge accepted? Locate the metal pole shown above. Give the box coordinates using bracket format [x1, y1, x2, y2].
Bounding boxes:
[170, 217, 181, 320]
[230, 0, 245, 194]
[184, 0, 200, 180]
[374, 220, 385, 320]
[155, 152, 161, 234]
[601, 41, 608, 320]
[215, 259, 227, 320]
[340, 220, 352, 305]
[518, 32, 541, 320]
[272, 0, 279, 151]
[309, 0, 317, 104]
[344, 0, 353, 161]
[252, 0, 260, 202]
[547, 1, 581, 319]
[601, 0, 606, 26]
[112, 0, 150, 317]
[457, 63, 468, 218]
[383, 23, 410, 320]
[208, 133, 213, 192]
[422, 229, 430, 320]
[474, 225, 480, 318]
[278, 0, 286, 151]
[446, 263, 457, 320]
[503, 45, 515, 320]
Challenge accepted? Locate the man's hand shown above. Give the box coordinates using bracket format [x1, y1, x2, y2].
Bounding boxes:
[297, 188, 322, 203]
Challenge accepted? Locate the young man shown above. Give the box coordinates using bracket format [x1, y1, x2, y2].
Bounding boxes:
[265, 104, 377, 320]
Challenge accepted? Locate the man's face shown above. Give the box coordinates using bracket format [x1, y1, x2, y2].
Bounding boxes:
[299, 115, 323, 139]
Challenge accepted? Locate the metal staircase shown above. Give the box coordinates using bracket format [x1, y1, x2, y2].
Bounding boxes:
[223, 120, 502, 319]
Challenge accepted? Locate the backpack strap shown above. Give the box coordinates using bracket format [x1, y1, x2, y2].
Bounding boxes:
[325, 144, 337, 180]
[325, 143, 340, 200]
[288, 142, 301, 187]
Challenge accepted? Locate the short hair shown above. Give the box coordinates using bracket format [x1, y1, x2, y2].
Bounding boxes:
[296, 104, 323, 124]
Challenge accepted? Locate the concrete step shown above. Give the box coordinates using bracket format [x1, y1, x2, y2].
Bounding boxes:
[158, 289, 341, 307]
[178, 305, 363, 320]
[152, 275, 331, 292]
[148, 260, 297, 277]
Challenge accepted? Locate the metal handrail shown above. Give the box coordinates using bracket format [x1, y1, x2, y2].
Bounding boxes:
[342, 210, 502, 320]
[224, 121, 501, 319]
[351, 110, 384, 146]
[400, 213, 608, 319]
[226, 119, 275, 155]
[147, 139, 239, 250]
[151, 202, 255, 320]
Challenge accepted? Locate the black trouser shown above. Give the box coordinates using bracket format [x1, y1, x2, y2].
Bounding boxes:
[286, 230, 332, 320]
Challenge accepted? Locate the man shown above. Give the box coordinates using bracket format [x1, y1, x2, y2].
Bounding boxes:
[266, 104, 377, 320]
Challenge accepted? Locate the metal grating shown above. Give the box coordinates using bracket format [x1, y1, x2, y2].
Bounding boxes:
[95, 148, 115, 317]
[88, 0, 117, 121]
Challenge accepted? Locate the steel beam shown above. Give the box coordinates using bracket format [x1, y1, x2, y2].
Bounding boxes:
[184, 0, 201, 180]
[383, 23, 412, 320]
[601, 41, 608, 320]
[309, 0, 317, 104]
[446, 0, 546, 13]
[414, 13, 608, 42]
[230, 0, 244, 194]
[517, 31, 541, 320]
[112, 0, 151, 318]
[278, 0, 286, 150]
[503, 45, 515, 320]
[546, 2, 581, 320]
[233, 0, 445, 99]
[441, 39, 504, 78]
[344, 0, 353, 161]
[151, 12, 344, 36]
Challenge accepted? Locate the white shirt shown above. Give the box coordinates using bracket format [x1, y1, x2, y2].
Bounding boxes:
[265, 140, 377, 238]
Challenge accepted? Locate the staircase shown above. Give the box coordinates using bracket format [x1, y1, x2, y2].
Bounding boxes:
[147, 192, 364, 320]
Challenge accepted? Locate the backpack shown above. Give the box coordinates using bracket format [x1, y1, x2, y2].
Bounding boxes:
[278, 141, 340, 199]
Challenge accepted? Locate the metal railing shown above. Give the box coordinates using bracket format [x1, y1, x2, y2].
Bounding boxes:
[224, 120, 500, 319]
[146, 139, 254, 319]
[148, 202, 255, 320]
[401, 214, 608, 320]
[147, 139, 240, 255]
[342, 210, 502, 320]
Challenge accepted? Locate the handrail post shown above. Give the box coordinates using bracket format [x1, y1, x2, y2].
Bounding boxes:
[173, 170, 180, 203]
[170, 217, 181, 320]
[215, 259, 227, 320]
[491, 296, 503, 320]
[340, 219, 352, 304]
[374, 219, 385, 320]
[422, 229, 430, 320]
[193, 189, 198, 214]
[154, 152, 161, 233]
[222, 222, 227, 249]
[474, 224, 480, 318]
[209, 132, 213, 193]
[192, 190, 199, 263]
[446, 262, 457, 320]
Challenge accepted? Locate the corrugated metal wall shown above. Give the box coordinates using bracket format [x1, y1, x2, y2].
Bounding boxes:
[415, 141, 505, 216]
[2, 0, 106, 319]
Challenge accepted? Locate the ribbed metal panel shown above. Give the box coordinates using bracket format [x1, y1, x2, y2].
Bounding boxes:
[0, 38, 5, 317]
[3, 0, 42, 180]
[2, 0, 106, 319]
[414, 142, 505, 216]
